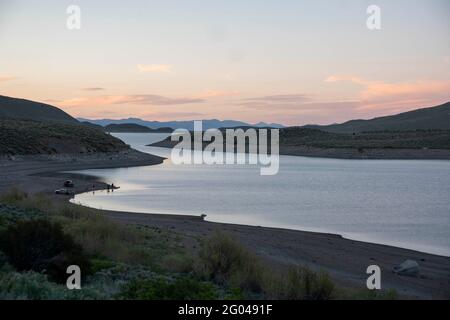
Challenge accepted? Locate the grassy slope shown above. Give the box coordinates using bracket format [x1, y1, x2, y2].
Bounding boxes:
[152, 128, 450, 151]
[0, 119, 129, 155]
[306, 102, 450, 133]
[280, 128, 450, 150]
[0, 95, 77, 124]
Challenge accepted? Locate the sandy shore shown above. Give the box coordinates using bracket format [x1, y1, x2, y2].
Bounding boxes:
[0, 150, 449, 299]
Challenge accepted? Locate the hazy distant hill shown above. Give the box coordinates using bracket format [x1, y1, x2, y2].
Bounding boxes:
[304, 102, 450, 133]
[104, 123, 173, 133]
[79, 117, 284, 130]
[0, 95, 77, 123]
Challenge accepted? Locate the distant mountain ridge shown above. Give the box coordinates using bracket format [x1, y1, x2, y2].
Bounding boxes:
[303, 102, 450, 133]
[78, 117, 285, 130]
[0, 95, 77, 123]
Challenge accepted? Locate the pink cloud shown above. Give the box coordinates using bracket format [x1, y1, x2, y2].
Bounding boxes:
[325, 75, 450, 112]
[0, 76, 16, 82]
[82, 87, 105, 91]
[194, 90, 240, 99]
[137, 64, 172, 73]
[58, 94, 204, 108]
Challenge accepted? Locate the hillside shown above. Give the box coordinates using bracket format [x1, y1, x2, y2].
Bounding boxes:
[280, 127, 450, 150]
[305, 102, 450, 133]
[0, 119, 129, 155]
[152, 127, 450, 150]
[150, 127, 450, 159]
[0, 95, 77, 123]
[0, 95, 131, 155]
[104, 123, 173, 133]
[81, 121, 104, 130]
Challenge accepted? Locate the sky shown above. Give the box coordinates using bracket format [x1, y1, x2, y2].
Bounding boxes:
[0, 0, 449, 125]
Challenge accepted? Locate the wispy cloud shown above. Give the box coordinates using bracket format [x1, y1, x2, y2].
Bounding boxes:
[238, 95, 362, 125]
[82, 87, 105, 91]
[245, 94, 310, 104]
[58, 94, 204, 108]
[326, 75, 450, 110]
[0, 76, 16, 82]
[43, 99, 62, 104]
[241, 98, 358, 112]
[238, 94, 311, 110]
[194, 90, 240, 99]
[137, 64, 172, 73]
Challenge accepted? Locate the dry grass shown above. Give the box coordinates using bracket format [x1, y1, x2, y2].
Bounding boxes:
[0, 189, 175, 267]
[196, 232, 336, 299]
[262, 266, 335, 300]
[196, 232, 265, 293]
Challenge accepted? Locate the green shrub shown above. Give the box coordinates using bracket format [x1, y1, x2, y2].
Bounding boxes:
[58, 215, 162, 266]
[223, 287, 245, 300]
[0, 188, 28, 205]
[340, 288, 398, 300]
[0, 219, 91, 283]
[1, 192, 177, 268]
[119, 276, 218, 300]
[160, 253, 194, 273]
[197, 232, 264, 293]
[286, 267, 334, 300]
[90, 258, 116, 274]
[0, 271, 110, 300]
[263, 266, 334, 300]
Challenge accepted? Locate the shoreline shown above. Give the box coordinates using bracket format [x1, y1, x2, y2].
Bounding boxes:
[71, 194, 450, 259]
[149, 139, 450, 160]
[1, 150, 449, 299]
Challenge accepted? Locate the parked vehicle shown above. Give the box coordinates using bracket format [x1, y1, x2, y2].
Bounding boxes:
[64, 180, 74, 188]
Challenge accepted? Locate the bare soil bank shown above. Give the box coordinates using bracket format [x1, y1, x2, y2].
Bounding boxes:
[0, 151, 449, 299]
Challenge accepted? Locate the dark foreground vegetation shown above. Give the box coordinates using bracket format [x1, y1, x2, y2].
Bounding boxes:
[0, 189, 397, 300]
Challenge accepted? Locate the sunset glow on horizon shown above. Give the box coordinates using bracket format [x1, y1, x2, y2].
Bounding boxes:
[0, 0, 449, 125]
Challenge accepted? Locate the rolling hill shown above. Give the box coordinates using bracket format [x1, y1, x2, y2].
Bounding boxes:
[0, 95, 78, 123]
[0, 119, 129, 155]
[0, 95, 129, 155]
[305, 102, 450, 133]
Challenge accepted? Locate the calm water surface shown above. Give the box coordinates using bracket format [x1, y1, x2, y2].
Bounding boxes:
[72, 133, 450, 256]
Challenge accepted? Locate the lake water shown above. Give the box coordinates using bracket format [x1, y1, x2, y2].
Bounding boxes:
[72, 133, 450, 256]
